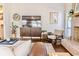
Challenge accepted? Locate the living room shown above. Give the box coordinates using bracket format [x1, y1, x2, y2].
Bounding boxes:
[0, 3, 79, 56]
[2, 3, 64, 38]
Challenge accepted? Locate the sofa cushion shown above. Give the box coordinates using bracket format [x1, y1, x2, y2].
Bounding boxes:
[13, 41, 25, 48]
[48, 35, 56, 39]
[0, 46, 14, 56]
[14, 40, 32, 56]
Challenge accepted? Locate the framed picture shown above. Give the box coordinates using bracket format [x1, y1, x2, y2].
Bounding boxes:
[49, 12, 58, 24]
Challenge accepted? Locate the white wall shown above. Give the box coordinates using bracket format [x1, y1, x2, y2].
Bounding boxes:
[3, 3, 65, 38]
[3, 4, 12, 39]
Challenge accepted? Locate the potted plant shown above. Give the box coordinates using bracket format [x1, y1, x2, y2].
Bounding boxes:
[11, 22, 18, 38]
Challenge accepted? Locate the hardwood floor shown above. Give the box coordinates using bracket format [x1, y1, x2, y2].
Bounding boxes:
[32, 39, 71, 55]
[32, 39, 67, 52]
[53, 44, 68, 52]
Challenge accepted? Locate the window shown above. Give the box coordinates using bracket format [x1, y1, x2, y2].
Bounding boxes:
[64, 13, 72, 38]
[67, 17, 72, 37]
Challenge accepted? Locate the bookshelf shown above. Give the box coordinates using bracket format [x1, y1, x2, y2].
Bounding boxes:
[0, 5, 3, 39]
[72, 16, 79, 41]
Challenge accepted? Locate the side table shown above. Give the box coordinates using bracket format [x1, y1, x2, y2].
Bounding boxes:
[48, 35, 56, 44]
[55, 35, 62, 45]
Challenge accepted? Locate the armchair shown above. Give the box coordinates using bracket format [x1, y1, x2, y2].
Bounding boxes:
[48, 29, 64, 45]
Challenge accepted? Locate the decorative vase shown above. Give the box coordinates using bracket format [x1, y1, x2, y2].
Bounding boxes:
[12, 33, 16, 38]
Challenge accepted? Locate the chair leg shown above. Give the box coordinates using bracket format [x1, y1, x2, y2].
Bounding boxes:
[55, 39, 61, 46]
[40, 36, 43, 42]
[52, 39, 55, 45]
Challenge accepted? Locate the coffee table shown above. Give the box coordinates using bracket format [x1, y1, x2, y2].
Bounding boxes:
[30, 42, 47, 56]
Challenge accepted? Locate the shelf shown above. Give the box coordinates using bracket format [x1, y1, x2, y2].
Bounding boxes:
[22, 16, 41, 20]
[74, 26, 79, 28]
[73, 12, 79, 17]
[0, 13, 3, 15]
[0, 20, 3, 25]
[0, 5, 3, 39]
[0, 13, 3, 20]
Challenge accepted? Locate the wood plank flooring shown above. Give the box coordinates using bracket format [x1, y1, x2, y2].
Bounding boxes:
[32, 39, 71, 55]
[53, 44, 68, 52]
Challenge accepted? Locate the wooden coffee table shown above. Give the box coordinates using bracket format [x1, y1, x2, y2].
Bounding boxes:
[48, 52, 71, 56]
[30, 42, 47, 56]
